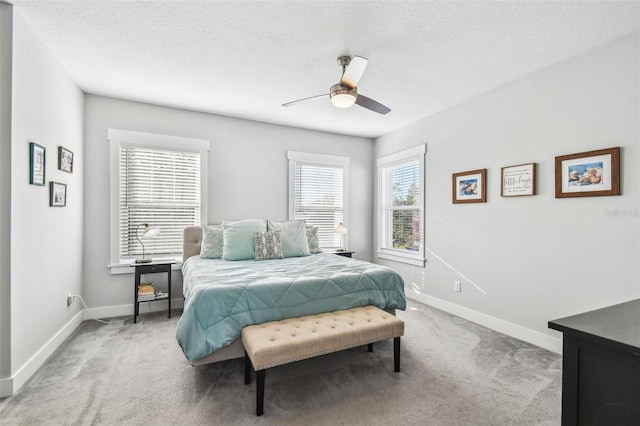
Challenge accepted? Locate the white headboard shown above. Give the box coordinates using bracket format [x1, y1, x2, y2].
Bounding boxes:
[183, 225, 203, 262]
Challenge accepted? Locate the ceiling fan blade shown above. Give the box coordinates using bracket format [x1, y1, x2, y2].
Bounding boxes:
[340, 56, 368, 89]
[282, 94, 329, 107]
[355, 94, 391, 115]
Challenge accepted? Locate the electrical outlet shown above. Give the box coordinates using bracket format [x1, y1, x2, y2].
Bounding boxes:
[67, 293, 74, 307]
[454, 281, 461, 292]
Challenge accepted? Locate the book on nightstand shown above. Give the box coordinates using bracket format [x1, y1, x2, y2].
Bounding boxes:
[137, 283, 155, 301]
[137, 294, 156, 302]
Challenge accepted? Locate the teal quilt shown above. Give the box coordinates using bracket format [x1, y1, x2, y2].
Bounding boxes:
[176, 253, 406, 362]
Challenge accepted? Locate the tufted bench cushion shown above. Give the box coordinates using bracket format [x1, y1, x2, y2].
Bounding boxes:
[242, 305, 405, 416]
[243, 305, 404, 370]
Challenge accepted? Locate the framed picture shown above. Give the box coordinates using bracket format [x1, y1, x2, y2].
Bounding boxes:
[555, 147, 620, 198]
[452, 169, 487, 204]
[29, 142, 46, 186]
[501, 163, 536, 197]
[50, 182, 67, 207]
[58, 146, 74, 173]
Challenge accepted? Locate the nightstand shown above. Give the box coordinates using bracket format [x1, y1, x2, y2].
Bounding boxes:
[130, 261, 176, 323]
[332, 251, 355, 258]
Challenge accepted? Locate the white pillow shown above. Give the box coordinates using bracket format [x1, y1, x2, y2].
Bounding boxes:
[200, 225, 223, 259]
[267, 220, 310, 258]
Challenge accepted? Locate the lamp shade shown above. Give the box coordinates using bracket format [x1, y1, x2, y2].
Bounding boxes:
[141, 225, 161, 239]
[335, 223, 348, 234]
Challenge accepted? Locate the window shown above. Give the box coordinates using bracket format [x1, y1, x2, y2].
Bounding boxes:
[377, 144, 426, 266]
[288, 151, 349, 250]
[108, 129, 209, 272]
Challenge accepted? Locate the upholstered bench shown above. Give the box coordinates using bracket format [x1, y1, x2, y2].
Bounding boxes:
[242, 305, 405, 416]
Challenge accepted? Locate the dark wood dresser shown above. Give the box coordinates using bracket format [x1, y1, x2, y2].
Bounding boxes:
[548, 299, 640, 425]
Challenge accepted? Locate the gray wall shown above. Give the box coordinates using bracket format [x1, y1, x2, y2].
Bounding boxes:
[0, 2, 14, 388]
[374, 33, 640, 352]
[83, 95, 373, 310]
[8, 9, 84, 380]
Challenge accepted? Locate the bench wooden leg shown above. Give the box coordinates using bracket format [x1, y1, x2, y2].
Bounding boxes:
[367, 343, 373, 352]
[244, 351, 251, 385]
[394, 337, 401, 372]
[256, 369, 265, 416]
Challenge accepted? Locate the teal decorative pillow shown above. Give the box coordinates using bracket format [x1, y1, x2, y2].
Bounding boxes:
[306, 226, 322, 254]
[200, 225, 223, 259]
[267, 220, 310, 258]
[222, 219, 267, 261]
[254, 231, 284, 261]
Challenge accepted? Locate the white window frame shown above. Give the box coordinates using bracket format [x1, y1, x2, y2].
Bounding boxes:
[108, 129, 210, 274]
[377, 144, 426, 267]
[287, 151, 349, 250]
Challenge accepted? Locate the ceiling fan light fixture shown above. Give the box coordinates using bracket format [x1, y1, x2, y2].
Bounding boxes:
[284, 56, 389, 114]
[330, 84, 357, 108]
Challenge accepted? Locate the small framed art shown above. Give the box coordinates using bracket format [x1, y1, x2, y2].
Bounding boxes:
[555, 147, 620, 198]
[58, 146, 74, 173]
[29, 142, 46, 186]
[50, 182, 67, 207]
[501, 163, 536, 197]
[452, 169, 486, 204]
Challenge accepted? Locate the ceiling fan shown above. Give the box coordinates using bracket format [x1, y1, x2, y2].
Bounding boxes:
[282, 56, 391, 115]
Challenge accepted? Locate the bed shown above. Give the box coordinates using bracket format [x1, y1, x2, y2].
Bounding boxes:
[176, 225, 406, 365]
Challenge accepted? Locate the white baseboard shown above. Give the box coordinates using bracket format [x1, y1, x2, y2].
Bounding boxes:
[0, 376, 12, 398]
[2, 310, 84, 397]
[406, 289, 562, 354]
[1, 298, 184, 397]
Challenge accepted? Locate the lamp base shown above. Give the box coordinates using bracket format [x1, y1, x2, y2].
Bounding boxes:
[135, 258, 152, 264]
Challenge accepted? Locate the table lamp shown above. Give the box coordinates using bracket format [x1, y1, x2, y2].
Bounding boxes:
[135, 223, 160, 263]
[335, 223, 348, 251]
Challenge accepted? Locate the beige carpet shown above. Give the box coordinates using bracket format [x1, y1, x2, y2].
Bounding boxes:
[0, 299, 561, 425]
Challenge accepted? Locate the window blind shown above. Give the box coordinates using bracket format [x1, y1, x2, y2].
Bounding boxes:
[292, 163, 344, 249]
[119, 146, 200, 259]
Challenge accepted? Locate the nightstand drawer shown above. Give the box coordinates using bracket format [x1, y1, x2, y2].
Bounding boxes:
[139, 264, 170, 273]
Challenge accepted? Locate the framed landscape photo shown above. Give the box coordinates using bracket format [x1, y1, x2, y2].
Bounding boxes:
[501, 163, 536, 197]
[58, 146, 74, 173]
[29, 142, 46, 186]
[50, 182, 67, 207]
[555, 147, 620, 198]
[452, 169, 486, 204]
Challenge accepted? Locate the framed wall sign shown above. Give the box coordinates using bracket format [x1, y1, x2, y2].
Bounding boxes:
[50, 182, 67, 207]
[501, 163, 536, 197]
[29, 142, 46, 186]
[452, 169, 486, 204]
[58, 146, 74, 173]
[555, 147, 620, 198]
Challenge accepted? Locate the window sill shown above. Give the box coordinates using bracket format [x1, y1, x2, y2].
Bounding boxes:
[377, 251, 425, 267]
[108, 258, 183, 275]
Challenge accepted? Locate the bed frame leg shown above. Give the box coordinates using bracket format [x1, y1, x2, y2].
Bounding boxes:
[256, 369, 265, 416]
[394, 337, 401, 372]
[244, 351, 251, 385]
[367, 343, 373, 352]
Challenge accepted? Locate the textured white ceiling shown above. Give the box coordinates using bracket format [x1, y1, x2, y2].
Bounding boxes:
[10, 1, 640, 138]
